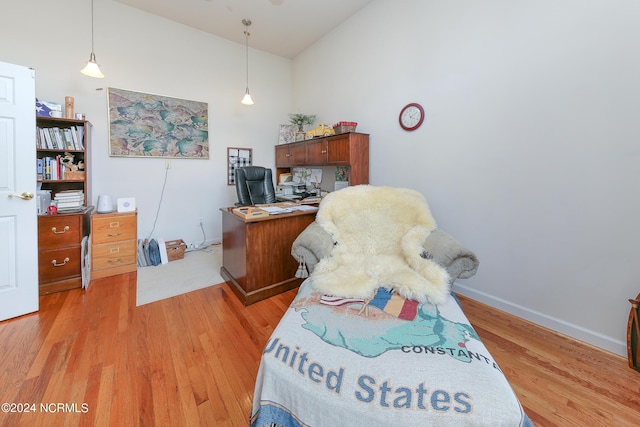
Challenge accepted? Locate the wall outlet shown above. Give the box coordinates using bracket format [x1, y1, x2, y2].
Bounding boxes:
[165, 160, 171, 169]
[199, 217, 203, 225]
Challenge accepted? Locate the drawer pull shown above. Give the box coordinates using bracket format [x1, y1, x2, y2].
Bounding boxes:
[107, 233, 122, 237]
[108, 258, 122, 263]
[321, 150, 327, 154]
[51, 257, 70, 267]
[51, 226, 70, 234]
[110, 221, 120, 227]
[110, 247, 120, 254]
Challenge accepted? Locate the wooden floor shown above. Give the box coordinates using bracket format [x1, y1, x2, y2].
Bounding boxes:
[0, 274, 638, 426]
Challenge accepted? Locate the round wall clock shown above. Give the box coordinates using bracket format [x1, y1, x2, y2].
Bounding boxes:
[399, 103, 425, 131]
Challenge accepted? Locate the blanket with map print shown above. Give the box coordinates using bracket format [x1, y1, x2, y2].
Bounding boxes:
[250, 279, 533, 427]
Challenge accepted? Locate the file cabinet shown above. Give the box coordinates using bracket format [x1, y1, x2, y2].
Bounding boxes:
[37, 209, 90, 295]
[90, 210, 137, 281]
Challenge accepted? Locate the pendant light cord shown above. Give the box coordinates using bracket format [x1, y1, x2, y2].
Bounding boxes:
[90, 0, 95, 55]
[243, 19, 251, 89]
[245, 29, 249, 88]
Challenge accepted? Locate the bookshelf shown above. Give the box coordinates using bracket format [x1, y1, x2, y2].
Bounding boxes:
[36, 116, 91, 207]
[36, 116, 92, 295]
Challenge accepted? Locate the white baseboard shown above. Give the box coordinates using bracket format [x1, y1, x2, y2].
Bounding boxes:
[453, 283, 627, 358]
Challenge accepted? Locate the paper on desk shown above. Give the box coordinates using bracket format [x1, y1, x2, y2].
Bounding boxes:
[261, 205, 318, 215]
[294, 205, 318, 212]
[261, 206, 293, 214]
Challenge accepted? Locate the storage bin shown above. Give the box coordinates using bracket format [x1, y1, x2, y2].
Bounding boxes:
[165, 239, 186, 261]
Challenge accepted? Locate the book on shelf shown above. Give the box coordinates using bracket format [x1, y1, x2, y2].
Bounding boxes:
[69, 126, 79, 149]
[44, 156, 59, 180]
[56, 200, 83, 207]
[57, 206, 84, 213]
[76, 125, 85, 149]
[54, 190, 84, 198]
[54, 189, 85, 212]
[62, 128, 74, 150]
[53, 128, 64, 149]
[36, 126, 85, 150]
[54, 194, 84, 202]
[39, 128, 52, 149]
[36, 158, 44, 180]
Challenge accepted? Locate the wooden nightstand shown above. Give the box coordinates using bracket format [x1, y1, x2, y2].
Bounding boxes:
[90, 210, 137, 280]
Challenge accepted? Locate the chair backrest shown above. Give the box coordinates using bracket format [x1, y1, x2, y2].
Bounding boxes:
[235, 166, 276, 206]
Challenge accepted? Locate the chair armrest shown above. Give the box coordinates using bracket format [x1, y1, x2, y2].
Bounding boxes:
[423, 229, 479, 282]
[292, 222, 479, 282]
[291, 222, 333, 273]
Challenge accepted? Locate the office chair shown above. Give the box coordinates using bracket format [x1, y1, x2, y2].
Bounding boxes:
[235, 166, 277, 206]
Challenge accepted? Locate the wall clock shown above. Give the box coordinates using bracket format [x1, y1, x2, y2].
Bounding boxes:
[399, 103, 424, 131]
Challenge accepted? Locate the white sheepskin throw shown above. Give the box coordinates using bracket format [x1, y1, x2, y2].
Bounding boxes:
[311, 185, 451, 305]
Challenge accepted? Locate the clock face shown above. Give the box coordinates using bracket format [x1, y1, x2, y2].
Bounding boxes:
[399, 103, 424, 131]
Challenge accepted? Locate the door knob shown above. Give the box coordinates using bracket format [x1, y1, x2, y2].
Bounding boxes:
[8, 192, 34, 200]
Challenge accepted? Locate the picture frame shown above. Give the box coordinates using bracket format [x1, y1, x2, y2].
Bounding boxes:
[227, 147, 252, 185]
[107, 87, 209, 159]
[279, 124, 297, 145]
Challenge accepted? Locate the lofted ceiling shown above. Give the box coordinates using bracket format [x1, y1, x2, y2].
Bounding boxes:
[114, 0, 373, 59]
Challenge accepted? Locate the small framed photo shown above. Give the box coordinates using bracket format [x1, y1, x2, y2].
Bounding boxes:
[279, 125, 297, 144]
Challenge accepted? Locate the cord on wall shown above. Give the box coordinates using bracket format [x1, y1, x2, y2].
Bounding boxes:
[186, 220, 208, 252]
[146, 165, 169, 239]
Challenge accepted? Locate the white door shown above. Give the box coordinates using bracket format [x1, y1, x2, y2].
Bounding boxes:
[0, 61, 38, 321]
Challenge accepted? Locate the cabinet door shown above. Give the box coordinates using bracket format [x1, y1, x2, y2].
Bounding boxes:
[306, 139, 327, 165]
[327, 135, 350, 164]
[275, 144, 291, 167]
[289, 142, 306, 165]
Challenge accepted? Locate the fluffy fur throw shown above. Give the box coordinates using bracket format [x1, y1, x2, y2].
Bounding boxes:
[311, 185, 451, 305]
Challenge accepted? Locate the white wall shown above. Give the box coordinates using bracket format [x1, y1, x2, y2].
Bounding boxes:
[293, 0, 640, 356]
[1, 0, 292, 246]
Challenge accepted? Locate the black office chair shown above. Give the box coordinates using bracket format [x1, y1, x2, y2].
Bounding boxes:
[235, 166, 277, 206]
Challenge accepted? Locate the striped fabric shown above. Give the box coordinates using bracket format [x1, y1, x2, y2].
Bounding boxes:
[369, 288, 419, 321]
[320, 288, 418, 321]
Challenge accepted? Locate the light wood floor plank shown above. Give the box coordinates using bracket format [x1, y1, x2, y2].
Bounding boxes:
[0, 273, 638, 426]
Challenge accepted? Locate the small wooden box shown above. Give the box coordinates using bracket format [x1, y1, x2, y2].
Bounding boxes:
[64, 170, 85, 180]
[165, 239, 186, 261]
[232, 207, 269, 219]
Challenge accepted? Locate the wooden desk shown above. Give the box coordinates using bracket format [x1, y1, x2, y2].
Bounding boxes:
[220, 207, 316, 305]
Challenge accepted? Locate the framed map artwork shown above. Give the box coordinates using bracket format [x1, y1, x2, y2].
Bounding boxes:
[107, 87, 209, 158]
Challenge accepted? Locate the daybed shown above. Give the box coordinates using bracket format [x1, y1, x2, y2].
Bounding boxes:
[250, 185, 532, 426]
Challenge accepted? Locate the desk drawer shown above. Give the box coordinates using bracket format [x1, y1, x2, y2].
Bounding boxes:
[92, 214, 137, 244]
[39, 246, 81, 282]
[92, 240, 136, 271]
[38, 215, 82, 248]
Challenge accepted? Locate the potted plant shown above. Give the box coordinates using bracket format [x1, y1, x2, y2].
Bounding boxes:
[289, 113, 316, 132]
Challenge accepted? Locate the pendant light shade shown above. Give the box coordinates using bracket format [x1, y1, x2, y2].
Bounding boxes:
[241, 19, 253, 105]
[81, 0, 104, 78]
[241, 89, 254, 105]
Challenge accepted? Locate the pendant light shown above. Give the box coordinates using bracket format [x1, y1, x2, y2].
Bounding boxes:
[241, 19, 254, 105]
[80, 0, 104, 78]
